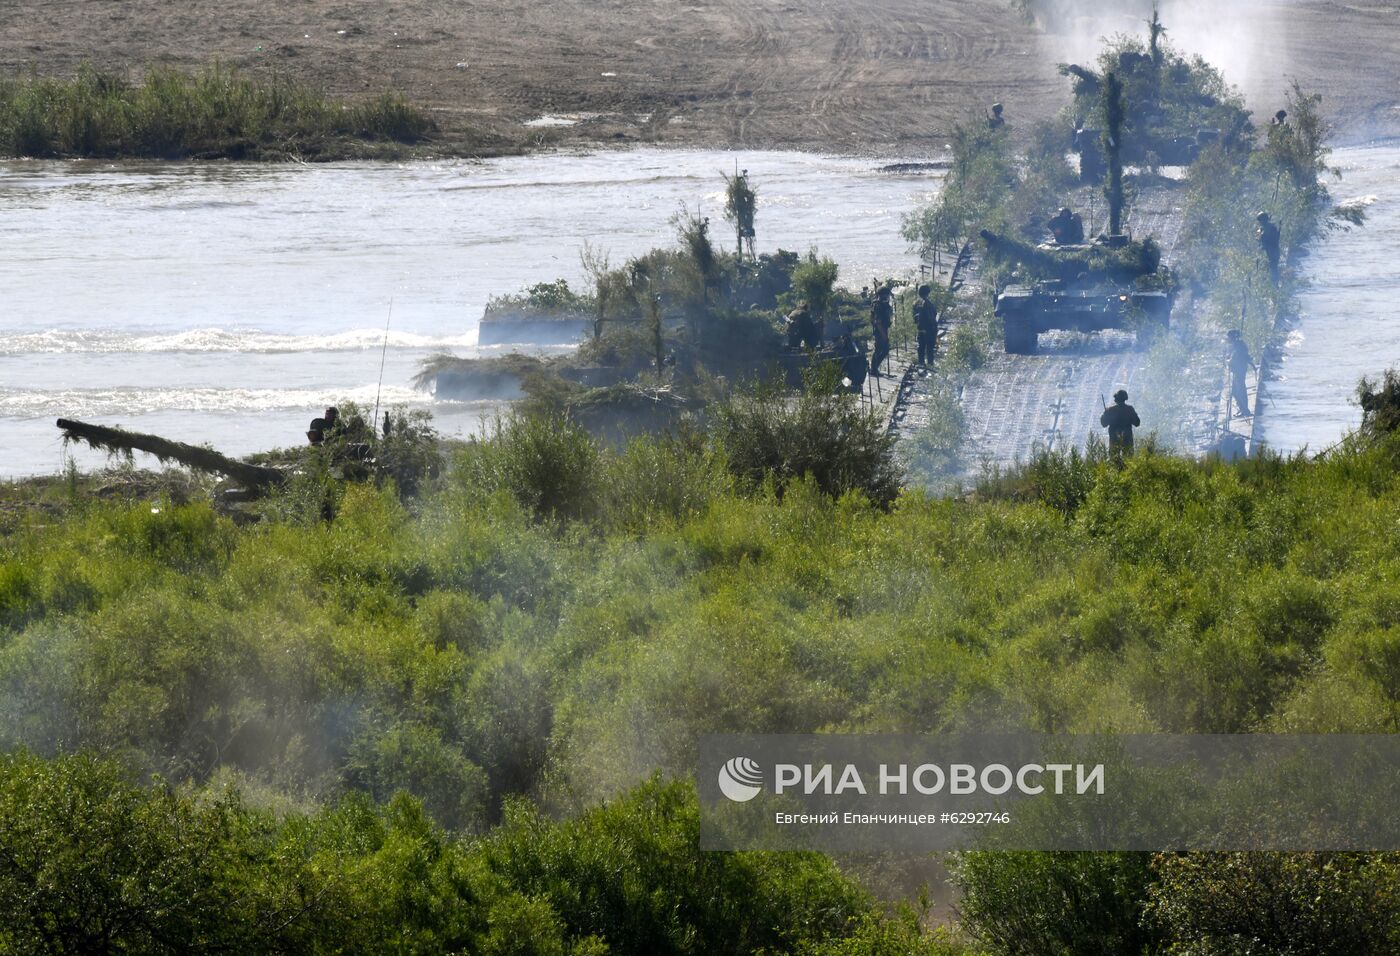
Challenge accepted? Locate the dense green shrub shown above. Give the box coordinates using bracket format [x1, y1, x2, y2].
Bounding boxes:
[457, 411, 602, 522]
[0, 751, 318, 953]
[790, 252, 841, 319]
[598, 430, 733, 532]
[485, 279, 594, 320]
[952, 851, 1161, 956]
[6, 387, 1400, 948]
[0, 755, 895, 955]
[713, 366, 903, 507]
[1149, 852, 1400, 955]
[1359, 369, 1400, 438]
[482, 777, 871, 953]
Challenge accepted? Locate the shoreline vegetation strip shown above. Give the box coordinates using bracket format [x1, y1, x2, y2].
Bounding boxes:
[0, 64, 439, 161]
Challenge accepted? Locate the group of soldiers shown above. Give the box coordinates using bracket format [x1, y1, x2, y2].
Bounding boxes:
[306, 405, 394, 452]
[306, 405, 346, 445]
[783, 281, 944, 393]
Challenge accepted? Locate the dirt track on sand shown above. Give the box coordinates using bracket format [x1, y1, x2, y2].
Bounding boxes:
[1, 0, 1396, 154]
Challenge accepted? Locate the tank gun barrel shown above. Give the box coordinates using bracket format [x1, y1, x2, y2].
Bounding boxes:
[56, 418, 286, 488]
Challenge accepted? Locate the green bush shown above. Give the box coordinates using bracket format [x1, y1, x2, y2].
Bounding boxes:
[712, 366, 903, 507]
[485, 279, 593, 320]
[0, 755, 894, 955]
[952, 851, 1162, 956]
[598, 429, 732, 532]
[481, 776, 872, 953]
[1149, 852, 1400, 955]
[351, 91, 435, 142]
[790, 252, 841, 319]
[944, 324, 989, 372]
[0, 751, 311, 953]
[345, 720, 489, 830]
[976, 439, 1110, 518]
[458, 411, 602, 522]
[1358, 369, 1400, 438]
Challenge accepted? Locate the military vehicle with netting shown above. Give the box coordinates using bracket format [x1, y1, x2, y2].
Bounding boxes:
[1060, 10, 1252, 180]
[981, 230, 1174, 355]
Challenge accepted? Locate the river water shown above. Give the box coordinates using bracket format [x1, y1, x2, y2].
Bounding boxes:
[4, 143, 1394, 479]
[1261, 142, 1400, 453]
[1, 149, 941, 478]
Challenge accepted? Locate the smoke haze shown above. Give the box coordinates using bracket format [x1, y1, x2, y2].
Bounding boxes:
[1033, 0, 1290, 112]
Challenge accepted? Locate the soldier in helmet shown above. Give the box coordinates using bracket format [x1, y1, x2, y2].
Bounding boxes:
[835, 332, 867, 393]
[316, 406, 345, 445]
[1256, 212, 1281, 284]
[913, 283, 939, 366]
[1075, 124, 1105, 183]
[1271, 109, 1288, 127]
[869, 285, 893, 376]
[987, 102, 1005, 130]
[1048, 206, 1085, 245]
[785, 299, 818, 349]
[1100, 389, 1141, 455]
[1226, 329, 1255, 418]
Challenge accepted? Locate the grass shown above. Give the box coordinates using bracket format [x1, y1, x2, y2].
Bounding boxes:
[0, 64, 436, 160]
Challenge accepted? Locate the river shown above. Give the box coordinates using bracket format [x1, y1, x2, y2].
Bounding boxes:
[1263, 141, 1400, 453]
[1, 149, 941, 478]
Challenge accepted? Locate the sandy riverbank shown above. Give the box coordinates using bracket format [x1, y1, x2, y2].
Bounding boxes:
[3, 0, 1395, 156]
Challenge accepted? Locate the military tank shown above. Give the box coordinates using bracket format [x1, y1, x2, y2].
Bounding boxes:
[996, 279, 1172, 354]
[1074, 125, 1220, 182]
[980, 230, 1174, 355]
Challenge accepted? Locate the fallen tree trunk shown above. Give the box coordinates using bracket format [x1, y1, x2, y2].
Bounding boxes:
[56, 418, 286, 489]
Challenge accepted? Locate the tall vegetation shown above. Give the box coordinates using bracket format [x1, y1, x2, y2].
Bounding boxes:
[0, 756, 932, 954]
[789, 252, 841, 321]
[6, 388, 1400, 948]
[723, 168, 758, 260]
[712, 365, 902, 507]
[0, 64, 434, 159]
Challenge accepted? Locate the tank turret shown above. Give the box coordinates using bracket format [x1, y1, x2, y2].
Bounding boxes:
[979, 230, 1173, 354]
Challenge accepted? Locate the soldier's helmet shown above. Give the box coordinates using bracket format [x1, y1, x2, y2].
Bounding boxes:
[918, 284, 931, 297]
[991, 103, 1003, 113]
[1058, 207, 1072, 218]
[1256, 211, 1271, 222]
[877, 285, 893, 300]
[1227, 329, 1241, 340]
[1114, 389, 1129, 403]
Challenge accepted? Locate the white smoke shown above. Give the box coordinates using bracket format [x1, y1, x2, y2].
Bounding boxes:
[1033, 0, 1291, 112]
